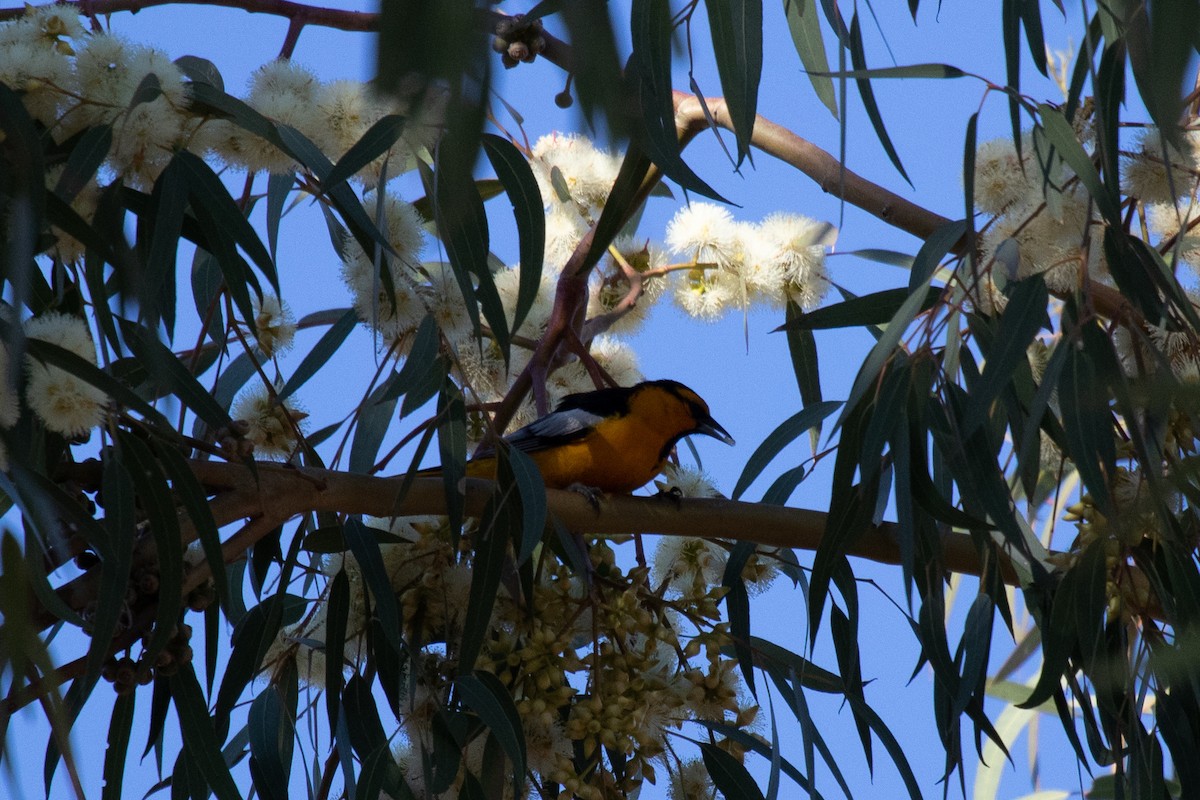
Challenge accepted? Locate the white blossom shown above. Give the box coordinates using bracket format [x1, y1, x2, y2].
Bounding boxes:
[24, 312, 105, 438]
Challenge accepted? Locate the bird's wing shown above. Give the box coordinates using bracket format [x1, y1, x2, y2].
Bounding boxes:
[474, 406, 606, 458]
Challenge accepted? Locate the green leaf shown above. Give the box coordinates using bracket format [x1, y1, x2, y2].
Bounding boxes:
[482, 134, 545, 335]
[694, 721, 821, 797]
[0, 83, 45, 266]
[732, 401, 841, 499]
[324, 569, 349, 733]
[704, 0, 764, 166]
[248, 682, 294, 800]
[343, 517, 405, 656]
[455, 671, 527, 795]
[559, 1, 629, 138]
[843, 248, 915, 268]
[171, 665, 242, 800]
[83, 453, 136, 700]
[844, 693, 925, 799]
[101, 692, 136, 800]
[849, 13, 911, 184]
[458, 473, 515, 674]
[129, 72, 163, 108]
[324, 114, 407, 191]
[438, 378, 467, 533]
[1019, 0, 1049, 77]
[506, 446, 547, 565]
[142, 157, 189, 337]
[120, 320, 233, 431]
[265, 173, 291, 263]
[1037, 103, 1119, 225]
[783, 301, 822, 450]
[582, 142, 654, 275]
[962, 276, 1048, 435]
[723, 542, 757, 696]
[840, 283, 941, 429]
[701, 741, 767, 800]
[152, 439, 231, 612]
[776, 285, 941, 331]
[812, 63, 971, 80]
[349, 370, 400, 475]
[631, 0, 730, 202]
[116, 432, 183, 664]
[1057, 333, 1115, 513]
[761, 465, 807, 505]
[909, 218, 967, 291]
[280, 308, 357, 400]
[215, 596, 285, 722]
[54, 125, 112, 203]
[784, 0, 838, 117]
[175, 54, 224, 90]
[1125, 0, 1196, 149]
[173, 150, 279, 296]
[433, 136, 509, 353]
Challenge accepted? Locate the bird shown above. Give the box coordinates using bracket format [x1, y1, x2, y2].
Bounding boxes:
[463, 379, 734, 493]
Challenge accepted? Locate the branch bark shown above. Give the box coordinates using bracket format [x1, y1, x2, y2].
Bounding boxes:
[40, 458, 1025, 635]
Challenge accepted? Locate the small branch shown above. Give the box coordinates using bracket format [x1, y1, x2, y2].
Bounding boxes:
[674, 93, 953, 242]
[278, 15, 303, 58]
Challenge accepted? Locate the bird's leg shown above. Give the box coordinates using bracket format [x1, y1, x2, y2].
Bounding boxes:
[565, 481, 604, 511]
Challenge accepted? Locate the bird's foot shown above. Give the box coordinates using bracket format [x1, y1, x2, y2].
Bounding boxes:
[653, 485, 684, 508]
[566, 482, 604, 511]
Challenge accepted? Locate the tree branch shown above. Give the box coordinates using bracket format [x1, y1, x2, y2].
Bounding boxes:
[674, 93, 955, 242]
[40, 458, 1026, 636]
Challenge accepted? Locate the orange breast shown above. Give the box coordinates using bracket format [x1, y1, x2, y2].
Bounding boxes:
[527, 415, 670, 491]
[463, 417, 670, 492]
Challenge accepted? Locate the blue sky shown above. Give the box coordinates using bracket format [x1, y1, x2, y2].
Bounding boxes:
[2, 1, 1102, 798]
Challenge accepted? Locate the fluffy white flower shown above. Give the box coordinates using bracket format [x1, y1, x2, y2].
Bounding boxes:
[655, 464, 721, 499]
[230, 384, 303, 458]
[1121, 127, 1200, 204]
[530, 132, 621, 212]
[313, 79, 381, 155]
[1147, 201, 1200, 271]
[984, 187, 1099, 291]
[495, 264, 557, 340]
[729, 224, 787, 305]
[24, 312, 105, 437]
[543, 205, 588, 270]
[0, 36, 74, 128]
[548, 337, 641, 405]
[666, 202, 740, 267]
[587, 239, 669, 334]
[423, 266, 474, 340]
[67, 33, 191, 184]
[653, 536, 726, 596]
[341, 193, 429, 347]
[668, 759, 713, 800]
[972, 136, 1038, 215]
[215, 59, 321, 173]
[673, 267, 736, 322]
[252, 295, 296, 357]
[755, 213, 832, 309]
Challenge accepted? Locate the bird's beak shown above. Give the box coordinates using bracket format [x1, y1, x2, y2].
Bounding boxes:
[694, 417, 735, 446]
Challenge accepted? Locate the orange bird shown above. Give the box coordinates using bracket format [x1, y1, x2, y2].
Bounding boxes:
[464, 379, 734, 493]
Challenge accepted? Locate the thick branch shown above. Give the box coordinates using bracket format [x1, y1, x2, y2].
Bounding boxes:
[41, 459, 1024, 636]
[1, 0, 376, 28]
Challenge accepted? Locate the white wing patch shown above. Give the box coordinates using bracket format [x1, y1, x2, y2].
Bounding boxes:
[521, 407, 605, 442]
[475, 407, 607, 459]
